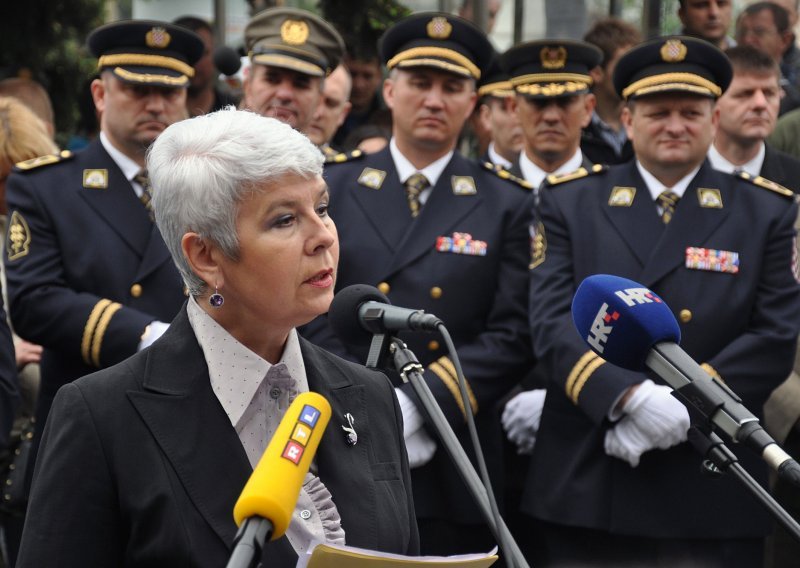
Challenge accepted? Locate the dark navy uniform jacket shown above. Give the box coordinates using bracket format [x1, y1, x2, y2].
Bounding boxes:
[526, 159, 800, 537]
[306, 146, 535, 522]
[3, 139, 186, 445]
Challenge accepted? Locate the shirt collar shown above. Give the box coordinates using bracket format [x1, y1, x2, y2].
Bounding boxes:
[707, 142, 765, 178]
[99, 131, 142, 183]
[186, 296, 309, 429]
[519, 148, 583, 188]
[487, 142, 513, 169]
[389, 137, 454, 186]
[636, 160, 703, 201]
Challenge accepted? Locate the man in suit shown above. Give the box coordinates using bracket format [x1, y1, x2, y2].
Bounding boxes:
[708, 45, 800, 191]
[240, 7, 344, 136]
[524, 36, 800, 567]
[581, 18, 641, 166]
[305, 12, 534, 555]
[3, 20, 202, 493]
[501, 40, 601, 190]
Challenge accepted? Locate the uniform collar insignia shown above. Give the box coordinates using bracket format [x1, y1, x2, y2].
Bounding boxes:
[451, 175, 477, 195]
[609, 186, 636, 207]
[357, 167, 386, 190]
[697, 188, 722, 208]
[83, 169, 108, 189]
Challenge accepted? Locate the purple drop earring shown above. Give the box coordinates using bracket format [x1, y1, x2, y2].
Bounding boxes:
[209, 285, 224, 308]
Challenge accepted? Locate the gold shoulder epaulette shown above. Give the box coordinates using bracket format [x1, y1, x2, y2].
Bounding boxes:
[325, 149, 364, 165]
[481, 162, 534, 190]
[737, 171, 794, 198]
[546, 163, 608, 187]
[14, 150, 73, 172]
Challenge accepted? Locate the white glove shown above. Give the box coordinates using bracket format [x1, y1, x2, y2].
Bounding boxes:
[137, 321, 170, 351]
[395, 389, 437, 468]
[502, 389, 547, 455]
[604, 380, 690, 467]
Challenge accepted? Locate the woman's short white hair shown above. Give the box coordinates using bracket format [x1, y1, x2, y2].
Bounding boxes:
[146, 107, 325, 296]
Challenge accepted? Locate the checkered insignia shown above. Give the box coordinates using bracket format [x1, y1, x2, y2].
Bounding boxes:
[146, 27, 171, 49]
[426, 17, 452, 39]
[660, 39, 687, 63]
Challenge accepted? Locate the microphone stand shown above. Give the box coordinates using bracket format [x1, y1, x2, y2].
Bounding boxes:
[687, 426, 800, 543]
[367, 334, 530, 568]
[226, 517, 273, 568]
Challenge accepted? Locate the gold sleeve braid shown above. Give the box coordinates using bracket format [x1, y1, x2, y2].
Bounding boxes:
[428, 356, 478, 419]
[81, 299, 123, 367]
[565, 351, 606, 404]
[700, 362, 723, 384]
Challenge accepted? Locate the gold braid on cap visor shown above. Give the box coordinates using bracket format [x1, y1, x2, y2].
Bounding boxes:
[478, 80, 514, 97]
[387, 47, 481, 79]
[250, 53, 324, 76]
[622, 72, 721, 100]
[98, 54, 195, 77]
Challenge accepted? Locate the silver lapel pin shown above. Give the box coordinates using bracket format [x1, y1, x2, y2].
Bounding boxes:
[342, 412, 357, 446]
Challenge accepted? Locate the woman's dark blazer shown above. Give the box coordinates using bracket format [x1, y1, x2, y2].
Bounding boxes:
[17, 306, 419, 567]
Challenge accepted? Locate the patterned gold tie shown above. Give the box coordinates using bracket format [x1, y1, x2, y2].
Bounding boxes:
[133, 170, 155, 222]
[404, 173, 429, 218]
[657, 190, 680, 224]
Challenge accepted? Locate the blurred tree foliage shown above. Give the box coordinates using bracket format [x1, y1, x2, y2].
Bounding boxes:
[319, 0, 412, 59]
[1, 0, 104, 146]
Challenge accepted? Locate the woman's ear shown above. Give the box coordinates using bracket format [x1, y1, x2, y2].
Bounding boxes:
[181, 232, 222, 289]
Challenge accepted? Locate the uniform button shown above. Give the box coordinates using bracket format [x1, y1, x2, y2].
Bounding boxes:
[430, 286, 442, 299]
[428, 340, 439, 351]
[183, 285, 189, 297]
[679, 309, 692, 323]
[269, 387, 281, 399]
[377, 282, 390, 294]
[130, 284, 142, 298]
[300, 509, 312, 520]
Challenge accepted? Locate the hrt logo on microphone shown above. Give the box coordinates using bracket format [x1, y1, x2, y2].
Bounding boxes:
[587, 302, 619, 353]
[614, 287, 662, 307]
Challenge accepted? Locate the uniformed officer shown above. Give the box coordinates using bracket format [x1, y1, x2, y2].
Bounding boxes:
[240, 7, 344, 135]
[303, 12, 535, 555]
[524, 36, 800, 567]
[500, 40, 601, 189]
[476, 56, 523, 169]
[3, 20, 202, 497]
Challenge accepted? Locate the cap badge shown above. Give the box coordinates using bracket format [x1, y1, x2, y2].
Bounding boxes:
[281, 19, 309, 45]
[660, 39, 687, 63]
[540, 46, 567, 70]
[145, 27, 171, 49]
[426, 16, 453, 39]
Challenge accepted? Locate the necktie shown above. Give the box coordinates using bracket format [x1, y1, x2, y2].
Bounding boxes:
[404, 173, 429, 218]
[133, 170, 155, 221]
[657, 190, 680, 224]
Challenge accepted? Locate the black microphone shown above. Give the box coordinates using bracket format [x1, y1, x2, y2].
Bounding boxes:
[328, 284, 443, 344]
[213, 45, 242, 76]
[572, 274, 800, 487]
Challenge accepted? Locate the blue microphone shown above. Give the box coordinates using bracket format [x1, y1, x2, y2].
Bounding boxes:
[572, 274, 800, 485]
[572, 274, 680, 371]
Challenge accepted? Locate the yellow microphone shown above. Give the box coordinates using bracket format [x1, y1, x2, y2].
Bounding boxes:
[227, 392, 331, 568]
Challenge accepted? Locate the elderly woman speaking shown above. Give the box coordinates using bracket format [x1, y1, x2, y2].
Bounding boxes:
[18, 109, 418, 567]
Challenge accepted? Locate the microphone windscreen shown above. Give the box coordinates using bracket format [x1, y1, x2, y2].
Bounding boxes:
[328, 284, 390, 345]
[233, 392, 331, 539]
[213, 45, 242, 76]
[571, 274, 681, 371]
